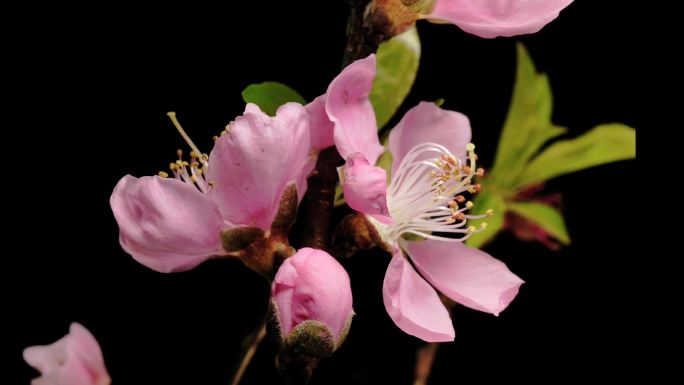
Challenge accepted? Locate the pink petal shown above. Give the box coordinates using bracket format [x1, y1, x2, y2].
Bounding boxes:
[340, 153, 392, 224]
[430, 0, 574, 38]
[389, 101, 471, 174]
[24, 323, 111, 385]
[404, 239, 524, 315]
[110, 175, 225, 273]
[305, 94, 335, 150]
[383, 250, 455, 342]
[272, 248, 354, 343]
[207, 103, 312, 229]
[326, 55, 384, 164]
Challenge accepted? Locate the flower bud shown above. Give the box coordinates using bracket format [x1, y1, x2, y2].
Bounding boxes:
[270, 248, 354, 358]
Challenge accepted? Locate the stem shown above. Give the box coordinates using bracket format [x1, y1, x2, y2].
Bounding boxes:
[413, 343, 439, 385]
[229, 324, 267, 385]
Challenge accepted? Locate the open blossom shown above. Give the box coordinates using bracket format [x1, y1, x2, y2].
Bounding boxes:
[110, 103, 312, 273]
[23, 323, 111, 385]
[332, 64, 523, 341]
[271, 248, 354, 352]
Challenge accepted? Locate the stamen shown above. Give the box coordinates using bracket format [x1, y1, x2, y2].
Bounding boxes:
[373, 141, 493, 246]
[167, 112, 204, 161]
[163, 112, 212, 192]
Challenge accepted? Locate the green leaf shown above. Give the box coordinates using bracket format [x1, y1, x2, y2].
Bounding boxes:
[508, 202, 571, 245]
[515, 123, 636, 188]
[488, 43, 566, 189]
[241, 82, 306, 116]
[370, 26, 420, 129]
[465, 190, 506, 249]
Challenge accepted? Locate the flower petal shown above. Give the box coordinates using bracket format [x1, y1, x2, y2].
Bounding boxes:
[340, 153, 392, 224]
[305, 94, 335, 150]
[383, 250, 455, 342]
[389, 101, 471, 174]
[207, 103, 312, 229]
[110, 175, 225, 273]
[24, 323, 111, 385]
[429, 0, 573, 38]
[404, 239, 524, 315]
[326, 55, 384, 164]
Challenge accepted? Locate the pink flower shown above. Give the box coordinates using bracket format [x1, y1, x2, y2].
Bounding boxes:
[339, 101, 523, 342]
[427, 0, 574, 38]
[271, 248, 354, 349]
[111, 103, 312, 273]
[23, 323, 111, 385]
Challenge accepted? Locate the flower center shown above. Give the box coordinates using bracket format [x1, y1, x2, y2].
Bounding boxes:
[378, 142, 492, 244]
[157, 112, 212, 193]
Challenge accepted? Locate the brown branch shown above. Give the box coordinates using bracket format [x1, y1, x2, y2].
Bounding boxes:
[298, 147, 343, 250]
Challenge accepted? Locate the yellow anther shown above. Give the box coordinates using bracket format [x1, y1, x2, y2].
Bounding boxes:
[480, 222, 488, 230]
[190, 151, 197, 158]
[158, 171, 169, 178]
[467, 186, 477, 194]
[467, 225, 477, 233]
[176, 149, 183, 157]
[465, 143, 475, 151]
[169, 163, 177, 170]
[465, 201, 474, 209]
[213, 135, 219, 141]
[191, 175, 198, 182]
[486, 209, 494, 217]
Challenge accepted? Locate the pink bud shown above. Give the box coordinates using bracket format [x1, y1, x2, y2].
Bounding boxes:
[271, 248, 354, 353]
[23, 323, 111, 385]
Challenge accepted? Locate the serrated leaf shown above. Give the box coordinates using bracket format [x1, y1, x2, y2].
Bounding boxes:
[370, 26, 420, 129]
[508, 202, 570, 245]
[488, 43, 566, 189]
[241, 82, 306, 116]
[515, 124, 636, 188]
[465, 190, 506, 249]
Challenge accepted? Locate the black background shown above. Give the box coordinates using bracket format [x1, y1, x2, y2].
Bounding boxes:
[7, 1, 646, 384]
